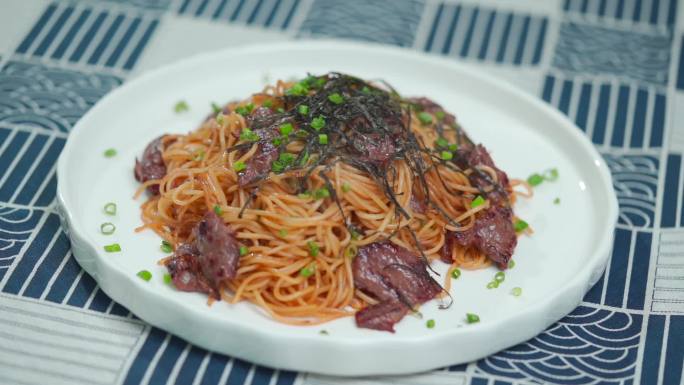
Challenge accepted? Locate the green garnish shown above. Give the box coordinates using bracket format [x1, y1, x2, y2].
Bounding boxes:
[361, 86, 371, 94]
[435, 111, 445, 120]
[544, 168, 559, 181]
[279, 123, 294, 136]
[466, 313, 480, 324]
[440, 151, 453, 161]
[307, 241, 319, 257]
[213, 205, 223, 216]
[235, 103, 254, 116]
[494, 271, 505, 283]
[276, 107, 285, 113]
[137, 270, 152, 281]
[486, 281, 499, 289]
[300, 265, 314, 277]
[104, 148, 117, 158]
[174, 100, 189, 113]
[278, 229, 288, 238]
[448, 143, 458, 151]
[298, 105, 309, 115]
[104, 202, 117, 215]
[318, 134, 328, 145]
[554, 197, 560, 204]
[298, 192, 311, 199]
[311, 116, 326, 131]
[514, 219, 528, 232]
[508, 260, 515, 269]
[100, 222, 115, 235]
[239, 246, 249, 256]
[511, 287, 522, 297]
[351, 230, 361, 240]
[239, 128, 260, 142]
[451, 268, 461, 279]
[328, 93, 344, 105]
[233, 161, 246, 172]
[262, 99, 273, 108]
[527, 173, 544, 186]
[426, 319, 436, 329]
[345, 245, 358, 258]
[161, 240, 173, 253]
[418, 112, 433, 125]
[296, 130, 309, 138]
[163, 273, 172, 285]
[104, 243, 121, 253]
[342, 182, 351, 192]
[215, 113, 224, 125]
[314, 188, 330, 200]
[211, 102, 221, 114]
[287, 82, 308, 96]
[435, 137, 448, 148]
[271, 137, 283, 146]
[193, 150, 205, 161]
[470, 195, 485, 208]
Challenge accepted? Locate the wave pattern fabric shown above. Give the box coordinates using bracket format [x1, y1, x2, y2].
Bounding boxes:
[0, 0, 682, 384]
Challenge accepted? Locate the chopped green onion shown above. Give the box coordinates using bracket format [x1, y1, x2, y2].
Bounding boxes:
[342, 182, 351, 192]
[554, 197, 560, 205]
[527, 173, 544, 186]
[544, 168, 559, 181]
[298, 192, 311, 199]
[311, 116, 326, 131]
[239, 245, 249, 256]
[279, 152, 295, 166]
[511, 287, 522, 297]
[298, 105, 309, 115]
[451, 268, 461, 279]
[300, 265, 314, 277]
[279, 123, 294, 136]
[213, 205, 223, 216]
[314, 188, 330, 200]
[351, 230, 361, 240]
[486, 280, 499, 289]
[361, 86, 371, 94]
[193, 150, 205, 161]
[345, 245, 358, 258]
[508, 260, 515, 269]
[100, 222, 115, 235]
[161, 240, 173, 253]
[448, 143, 458, 151]
[418, 112, 433, 125]
[315, 77, 326, 88]
[104, 243, 121, 253]
[307, 241, 319, 257]
[494, 271, 505, 283]
[215, 113, 225, 125]
[466, 313, 480, 324]
[276, 107, 285, 113]
[278, 229, 288, 238]
[174, 100, 189, 113]
[137, 270, 152, 281]
[239, 128, 260, 142]
[318, 134, 328, 145]
[163, 273, 172, 285]
[235, 103, 254, 116]
[435, 111, 446, 120]
[440, 151, 453, 161]
[233, 161, 246, 172]
[328, 93, 344, 104]
[271, 137, 283, 146]
[426, 319, 436, 329]
[271, 160, 285, 173]
[211, 102, 221, 114]
[470, 195, 485, 208]
[514, 219, 528, 232]
[296, 130, 309, 138]
[435, 137, 448, 148]
[104, 202, 117, 215]
[104, 148, 117, 158]
[262, 99, 273, 108]
[287, 82, 308, 96]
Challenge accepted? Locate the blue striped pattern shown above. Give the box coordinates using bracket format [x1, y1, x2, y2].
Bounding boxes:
[603, 154, 659, 229]
[563, 0, 678, 26]
[661, 153, 683, 228]
[541, 74, 666, 149]
[15, 2, 160, 71]
[421, 3, 548, 66]
[177, 0, 302, 30]
[677, 34, 684, 90]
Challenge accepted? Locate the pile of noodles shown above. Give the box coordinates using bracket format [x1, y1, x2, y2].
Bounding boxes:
[135, 78, 531, 325]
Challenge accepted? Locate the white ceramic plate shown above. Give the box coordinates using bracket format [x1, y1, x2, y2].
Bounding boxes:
[56, 41, 618, 376]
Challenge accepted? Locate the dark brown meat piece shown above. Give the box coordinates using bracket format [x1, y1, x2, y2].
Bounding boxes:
[351, 133, 396, 167]
[457, 144, 510, 206]
[165, 243, 217, 298]
[245, 107, 276, 130]
[237, 140, 278, 186]
[194, 211, 241, 287]
[451, 206, 517, 268]
[134, 136, 167, 195]
[353, 241, 442, 332]
[407, 97, 456, 126]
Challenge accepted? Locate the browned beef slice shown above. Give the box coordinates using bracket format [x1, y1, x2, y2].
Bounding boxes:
[134, 136, 167, 195]
[355, 300, 409, 333]
[451, 206, 517, 268]
[165, 243, 217, 298]
[194, 211, 241, 286]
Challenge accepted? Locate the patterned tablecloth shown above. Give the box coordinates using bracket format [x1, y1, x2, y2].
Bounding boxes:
[0, 0, 682, 384]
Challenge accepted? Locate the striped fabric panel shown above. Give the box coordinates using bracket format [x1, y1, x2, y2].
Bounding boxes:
[677, 34, 684, 90]
[661, 153, 683, 228]
[177, 0, 302, 30]
[421, 3, 548, 66]
[562, 0, 678, 27]
[652, 230, 684, 313]
[15, 2, 160, 71]
[603, 154, 659, 229]
[541, 74, 666, 150]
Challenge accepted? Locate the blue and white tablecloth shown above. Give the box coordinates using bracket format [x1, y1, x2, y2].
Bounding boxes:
[0, 0, 682, 384]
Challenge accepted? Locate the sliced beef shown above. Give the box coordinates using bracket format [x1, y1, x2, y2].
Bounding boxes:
[134, 136, 167, 195]
[353, 241, 442, 332]
[164, 211, 241, 299]
[457, 144, 510, 206]
[450, 206, 517, 268]
[246, 107, 276, 130]
[439, 231, 457, 264]
[351, 133, 396, 167]
[194, 211, 241, 286]
[237, 140, 278, 186]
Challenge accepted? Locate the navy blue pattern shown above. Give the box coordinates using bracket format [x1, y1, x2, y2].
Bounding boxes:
[603, 154, 659, 228]
[541, 74, 666, 149]
[553, 21, 671, 85]
[298, 0, 424, 47]
[16, 2, 160, 71]
[177, 0, 302, 30]
[677, 34, 684, 90]
[661, 153, 683, 228]
[421, 3, 548, 66]
[562, 0, 678, 27]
